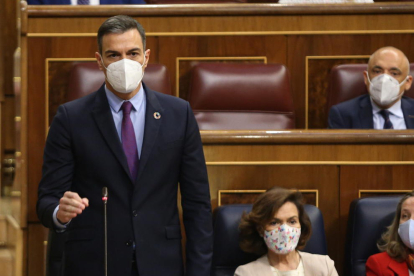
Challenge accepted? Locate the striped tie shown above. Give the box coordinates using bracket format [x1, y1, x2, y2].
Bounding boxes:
[379, 110, 394, 129]
[77, 0, 90, 4]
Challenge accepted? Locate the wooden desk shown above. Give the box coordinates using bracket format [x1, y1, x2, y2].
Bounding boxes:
[11, 3, 414, 276]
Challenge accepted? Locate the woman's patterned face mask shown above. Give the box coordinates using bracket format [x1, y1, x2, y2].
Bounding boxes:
[263, 224, 301, 254]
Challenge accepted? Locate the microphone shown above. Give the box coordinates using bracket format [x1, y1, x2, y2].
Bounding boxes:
[102, 187, 108, 276]
[102, 187, 108, 203]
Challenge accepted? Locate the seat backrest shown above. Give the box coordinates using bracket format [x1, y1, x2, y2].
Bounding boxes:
[212, 204, 327, 276]
[326, 63, 414, 113]
[344, 196, 402, 276]
[188, 63, 295, 130]
[67, 62, 171, 102]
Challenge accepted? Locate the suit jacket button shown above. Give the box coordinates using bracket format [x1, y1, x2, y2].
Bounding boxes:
[126, 240, 133, 246]
[132, 210, 137, 217]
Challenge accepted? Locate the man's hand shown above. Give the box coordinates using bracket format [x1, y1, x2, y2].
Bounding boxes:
[57, 191, 89, 224]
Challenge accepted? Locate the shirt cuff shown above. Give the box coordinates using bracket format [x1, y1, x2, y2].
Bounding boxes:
[53, 205, 71, 231]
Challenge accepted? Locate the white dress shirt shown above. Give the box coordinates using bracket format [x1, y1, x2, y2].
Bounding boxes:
[371, 98, 406, 130]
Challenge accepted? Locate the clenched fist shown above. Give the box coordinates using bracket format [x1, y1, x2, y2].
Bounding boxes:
[57, 191, 89, 224]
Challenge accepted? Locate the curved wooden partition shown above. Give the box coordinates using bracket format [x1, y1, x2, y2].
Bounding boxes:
[10, 2, 414, 276]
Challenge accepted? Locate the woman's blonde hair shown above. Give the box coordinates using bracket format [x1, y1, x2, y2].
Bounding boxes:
[377, 190, 414, 261]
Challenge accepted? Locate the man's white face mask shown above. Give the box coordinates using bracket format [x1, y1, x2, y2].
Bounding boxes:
[100, 55, 145, 94]
[367, 73, 408, 107]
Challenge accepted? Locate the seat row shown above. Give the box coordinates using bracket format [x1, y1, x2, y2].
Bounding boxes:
[212, 195, 402, 276]
[68, 62, 414, 130]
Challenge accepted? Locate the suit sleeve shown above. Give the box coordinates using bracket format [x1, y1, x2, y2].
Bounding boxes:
[328, 105, 347, 129]
[179, 102, 213, 276]
[366, 255, 382, 276]
[37, 105, 74, 230]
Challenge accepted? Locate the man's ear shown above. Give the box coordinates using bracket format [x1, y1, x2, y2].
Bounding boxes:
[404, 75, 413, 91]
[363, 71, 369, 87]
[143, 49, 151, 70]
[95, 52, 104, 71]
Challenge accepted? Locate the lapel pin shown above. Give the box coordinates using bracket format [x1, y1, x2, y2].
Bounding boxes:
[409, 115, 414, 118]
[154, 112, 161, 119]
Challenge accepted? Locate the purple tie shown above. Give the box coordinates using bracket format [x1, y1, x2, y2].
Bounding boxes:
[121, 101, 139, 180]
[77, 0, 90, 4]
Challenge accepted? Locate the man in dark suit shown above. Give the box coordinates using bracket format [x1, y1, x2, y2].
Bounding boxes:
[37, 15, 212, 276]
[329, 46, 414, 129]
[28, 0, 146, 4]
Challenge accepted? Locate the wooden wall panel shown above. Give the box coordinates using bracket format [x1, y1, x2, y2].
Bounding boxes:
[27, 223, 48, 276]
[0, 0, 17, 99]
[24, 11, 414, 34]
[3, 97, 16, 152]
[0, 0, 18, 198]
[218, 189, 318, 206]
[204, 143, 414, 162]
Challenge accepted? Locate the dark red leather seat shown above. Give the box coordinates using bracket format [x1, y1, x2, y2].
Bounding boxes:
[188, 63, 295, 130]
[67, 62, 171, 101]
[327, 63, 414, 114]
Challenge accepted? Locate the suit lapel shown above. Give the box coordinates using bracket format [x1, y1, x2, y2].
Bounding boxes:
[300, 252, 318, 276]
[359, 95, 374, 129]
[136, 84, 163, 183]
[401, 97, 414, 129]
[388, 257, 409, 276]
[92, 85, 132, 180]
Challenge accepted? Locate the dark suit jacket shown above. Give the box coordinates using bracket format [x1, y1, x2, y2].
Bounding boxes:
[37, 84, 213, 276]
[328, 94, 414, 129]
[366, 252, 409, 276]
[28, 0, 146, 4]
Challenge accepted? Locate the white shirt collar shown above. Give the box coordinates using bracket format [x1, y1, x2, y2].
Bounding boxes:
[370, 96, 404, 118]
[104, 84, 145, 114]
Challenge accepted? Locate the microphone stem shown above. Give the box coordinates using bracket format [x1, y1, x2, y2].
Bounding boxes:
[104, 201, 108, 276]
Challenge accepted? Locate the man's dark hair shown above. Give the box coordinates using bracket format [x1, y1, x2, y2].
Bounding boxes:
[97, 15, 146, 54]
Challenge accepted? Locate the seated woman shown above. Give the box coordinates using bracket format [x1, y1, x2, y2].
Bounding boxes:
[234, 187, 338, 276]
[366, 190, 414, 276]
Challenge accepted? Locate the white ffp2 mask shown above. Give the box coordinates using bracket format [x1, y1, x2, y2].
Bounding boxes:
[368, 73, 408, 107]
[398, 219, 414, 250]
[101, 56, 145, 94]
